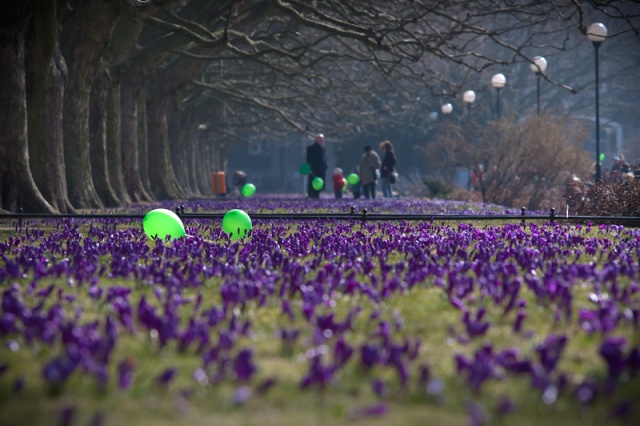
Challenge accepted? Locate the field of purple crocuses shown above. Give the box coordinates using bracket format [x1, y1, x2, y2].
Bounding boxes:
[1, 197, 638, 426]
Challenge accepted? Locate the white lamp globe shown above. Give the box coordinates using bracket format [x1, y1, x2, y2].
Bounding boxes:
[530, 56, 548, 74]
[491, 73, 506, 89]
[587, 22, 608, 43]
[441, 103, 453, 114]
[463, 90, 476, 104]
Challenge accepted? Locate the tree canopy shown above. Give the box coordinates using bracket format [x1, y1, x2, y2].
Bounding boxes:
[0, 0, 638, 212]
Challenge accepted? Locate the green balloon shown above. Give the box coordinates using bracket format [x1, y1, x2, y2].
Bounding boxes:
[241, 183, 256, 197]
[347, 173, 359, 185]
[222, 209, 252, 240]
[599, 153, 605, 162]
[312, 177, 324, 191]
[143, 208, 186, 241]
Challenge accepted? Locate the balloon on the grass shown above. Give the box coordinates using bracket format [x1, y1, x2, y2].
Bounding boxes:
[347, 173, 359, 185]
[222, 209, 252, 240]
[143, 208, 186, 241]
[242, 183, 256, 197]
[312, 177, 324, 191]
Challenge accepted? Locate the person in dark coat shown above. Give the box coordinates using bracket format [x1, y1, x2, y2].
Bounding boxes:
[306, 134, 328, 198]
[379, 140, 397, 198]
[359, 145, 381, 199]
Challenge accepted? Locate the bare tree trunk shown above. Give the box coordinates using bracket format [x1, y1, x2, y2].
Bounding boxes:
[146, 95, 183, 200]
[0, 2, 56, 213]
[121, 74, 152, 202]
[137, 80, 153, 195]
[26, 0, 74, 213]
[106, 84, 132, 204]
[61, 0, 119, 208]
[198, 139, 212, 195]
[169, 103, 194, 197]
[90, 69, 120, 207]
[183, 119, 203, 196]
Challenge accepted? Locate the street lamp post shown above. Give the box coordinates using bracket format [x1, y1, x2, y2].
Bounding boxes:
[529, 56, 547, 116]
[491, 73, 506, 119]
[587, 22, 608, 183]
[463, 90, 476, 120]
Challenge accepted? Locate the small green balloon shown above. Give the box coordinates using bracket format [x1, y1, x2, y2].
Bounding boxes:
[312, 177, 324, 191]
[241, 183, 256, 197]
[599, 153, 605, 162]
[347, 173, 359, 185]
[342, 178, 348, 187]
[143, 208, 186, 241]
[222, 209, 252, 241]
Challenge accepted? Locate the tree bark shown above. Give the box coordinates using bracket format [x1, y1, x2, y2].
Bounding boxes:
[137, 80, 153, 195]
[89, 68, 120, 207]
[106, 84, 132, 204]
[26, 0, 74, 213]
[0, 2, 56, 213]
[146, 94, 183, 200]
[121, 74, 153, 202]
[168, 102, 194, 196]
[61, 0, 119, 208]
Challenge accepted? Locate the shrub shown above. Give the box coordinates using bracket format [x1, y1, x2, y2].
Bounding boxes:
[567, 172, 640, 216]
[426, 115, 592, 211]
[423, 177, 453, 199]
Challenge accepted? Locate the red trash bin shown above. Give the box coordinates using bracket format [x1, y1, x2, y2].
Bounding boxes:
[212, 171, 227, 195]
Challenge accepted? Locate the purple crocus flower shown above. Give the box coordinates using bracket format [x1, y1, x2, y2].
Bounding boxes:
[496, 397, 515, 416]
[371, 378, 386, 398]
[117, 358, 136, 391]
[333, 337, 353, 368]
[350, 403, 388, 420]
[574, 380, 598, 404]
[536, 334, 567, 374]
[233, 349, 257, 381]
[233, 386, 252, 405]
[599, 336, 627, 379]
[360, 344, 381, 369]
[256, 377, 277, 395]
[13, 375, 25, 394]
[627, 347, 640, 376]
[58, 404, 75, 426]
[156, 368, 176, 387]
[468, 401, 486, 426]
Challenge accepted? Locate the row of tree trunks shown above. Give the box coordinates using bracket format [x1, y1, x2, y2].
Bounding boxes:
[26, 0, 74, 213]
[2, 0, 232, 213]
[62, 0, 123, 209]
[0, 1, 56, 213]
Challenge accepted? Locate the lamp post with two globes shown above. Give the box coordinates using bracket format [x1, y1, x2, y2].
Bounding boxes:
[587, 22, 608, 183]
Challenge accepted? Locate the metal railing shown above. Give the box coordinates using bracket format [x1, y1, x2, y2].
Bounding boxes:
[1, 207, 639, 227]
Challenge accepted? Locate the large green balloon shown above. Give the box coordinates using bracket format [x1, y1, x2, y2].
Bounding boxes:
[222, 209, 252, 240]
[143, 208, 186, 241]
[241, 183, 256, 197]
[312, 177, 324, 191]
[347, 173, 359, 185]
